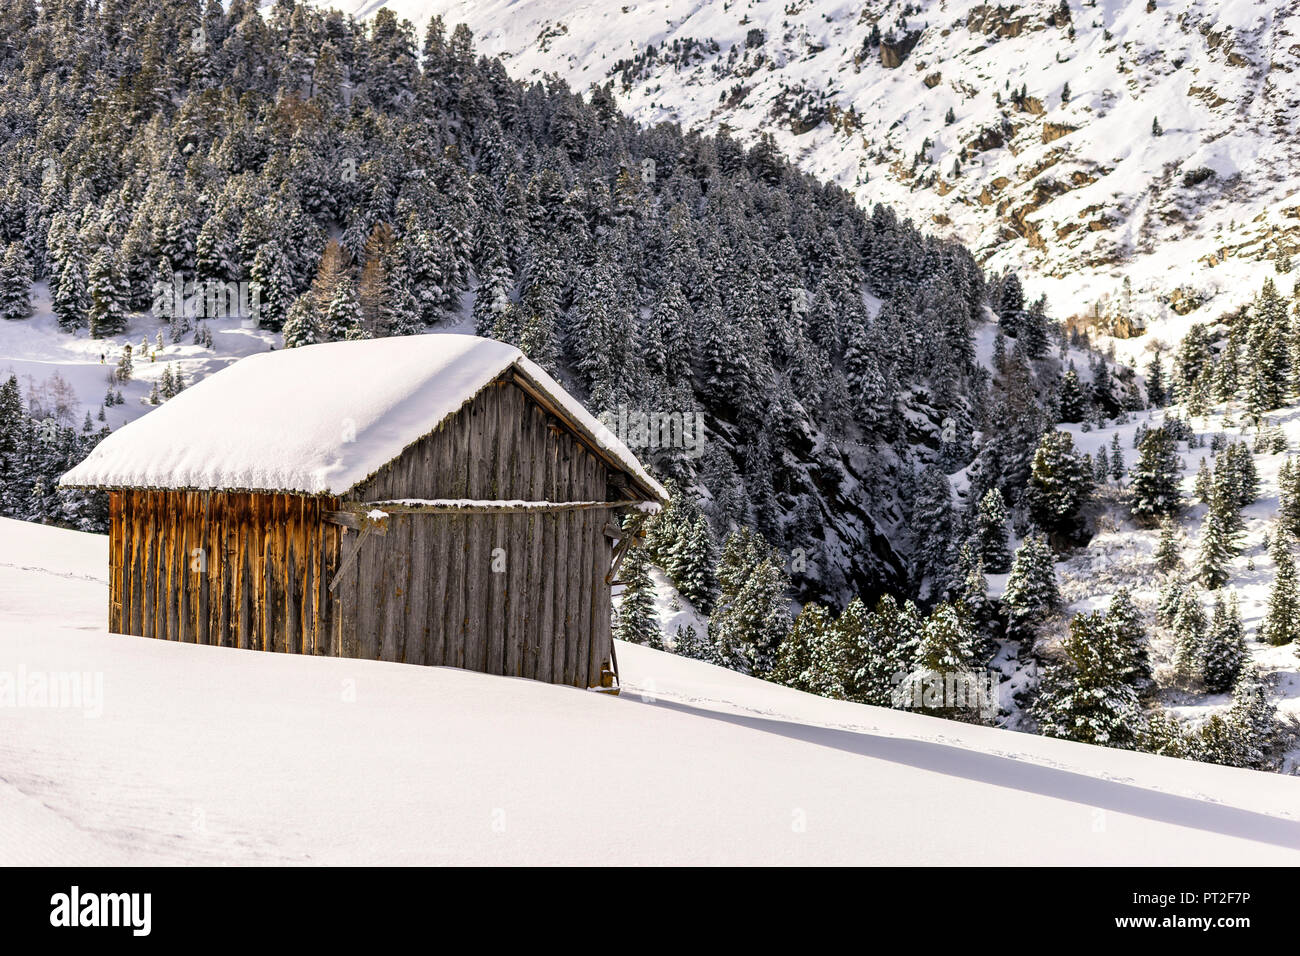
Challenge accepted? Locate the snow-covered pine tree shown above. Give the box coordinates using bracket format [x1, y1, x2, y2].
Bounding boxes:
[1109, 432, 1124, 481]
[972, 487, 1012, 573]
[1145, 351, 1167, 407]
[1196, 483, 1239, 590]
[997, 271, 1024, 338]
[1171, 584, 1208, 681]
[1279, 457, 1300, 537]
[87, 247, 128, 338]
[1003, 533, 1059, 638]
[1106, 586, 1153, 694]
[1153, 517, 1181, 573]
[1093, 444, 1110, 482]
[908, 602, 983, 720]
[1245, 278, 1290, 417]
[665, 512, 717, 612]
[909, 466, 957, 600]
[708, 528, 791, 675]
[0, 242, 33, 320]
[1202, 591, 1246, 694]
[1056, 364, 1088, 423]
[771, 602, 833, 694]
[1034, 611, 1143, 749]
[282, 295, 325, 348]
[614, 546, 661, 649]
[1129, 426, 1183, 522]
[325, 275, 364, 340]
[1262, 533, 1300, 645]
[1024, 429, 1093, 544]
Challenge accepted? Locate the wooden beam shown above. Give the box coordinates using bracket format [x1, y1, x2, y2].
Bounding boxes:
[605, 514, 649, 585]
[327, 512, 388, 593]
[336, 499, 648, 515]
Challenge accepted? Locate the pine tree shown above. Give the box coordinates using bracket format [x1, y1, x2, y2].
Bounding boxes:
[0, 242, 33, 320]
[906, 602, 983, 719]
[1224, 666, 1278, 769]
[282, 295, 325, 348]
[1279, 457, 1300, 537]
[1193, 457, 1212, 503]
[772, 602, 833, 693]
[1056, 364, 1088, 423]
[671, 624, 713, 663]
[1245, 278, 1290, 416]
[1004, 533, 1059, 638]
[1129, 426, 1183, 522]
[1262, 533, 1300, 645]
[708, 529, 791, 675]
[909, 466, 957, 599]
[1145, 351, 1167, 407]
[665, 512, 717, 612]
[87, 247, 128, 338]
[1024, 429, 1093, 542]
[1109, 432, 1124, 481]
[1034, 611, 1143, 749]
[1202, 591, 1246, 693]
[325, 275, 364, 339]
[973, 487, 1012, 573]
[1171, 584, 1207, 681]
[1093, 444, 1110, 482]
[1196, 483, 1239, 590]
[615, 546, 661, 648]
[1154, 517, 1181, 572]
[250, 241, 295, 331]
[997, 271, 1024, 337]
[1107, 586, 1153, 694]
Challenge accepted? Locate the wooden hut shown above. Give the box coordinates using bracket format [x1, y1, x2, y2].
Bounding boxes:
[61, 335, 667, 689]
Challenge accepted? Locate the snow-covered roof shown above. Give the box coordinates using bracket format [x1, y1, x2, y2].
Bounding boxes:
[61, 335, 667, 502]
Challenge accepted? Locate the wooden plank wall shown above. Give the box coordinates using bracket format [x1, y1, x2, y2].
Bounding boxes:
[105, 378, 621, 688]
[108, 490, 340, 654]
[348, 380, 616, 687]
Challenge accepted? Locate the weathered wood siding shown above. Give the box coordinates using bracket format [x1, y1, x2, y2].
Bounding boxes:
[108, 490, 340, 654]
[339, 378, 617, 687]
[106, 377, 622, 688]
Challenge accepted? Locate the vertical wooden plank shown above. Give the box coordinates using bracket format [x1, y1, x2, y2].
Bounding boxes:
[463, 395, 489, 673]
[572, 456, 595, 688]
[487, 387, 509, 675]
[588, 463, 612, 687]
[176, 493, 190, 642]
[131, 491, 145, 636]
[561, 443, 583, 685]
[536, 413, 557, 684]
[286, 498, 301, 656]
[108, 493, 122, 634]
[140, 492, 155, 639]
[427, 423, 451, 667]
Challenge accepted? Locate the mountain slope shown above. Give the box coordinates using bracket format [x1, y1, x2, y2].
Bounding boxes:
[4, 516, 1300, 864]
[336, 0, 1300, 334]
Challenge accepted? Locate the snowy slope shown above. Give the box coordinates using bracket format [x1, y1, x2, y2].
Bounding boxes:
[330, 0, 1300, 343]
[3, 516, 1300, 864]
[0, 283, 279, 434]
[1053, 402, 1300, 743]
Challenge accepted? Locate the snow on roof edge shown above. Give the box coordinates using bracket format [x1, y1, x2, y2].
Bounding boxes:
[59, 335, 667, 504]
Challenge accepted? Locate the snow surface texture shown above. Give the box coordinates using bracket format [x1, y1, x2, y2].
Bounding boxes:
[331, 0, 1300, 348]
[59, 334, 666, 501]
[3, 516, 1300, 865]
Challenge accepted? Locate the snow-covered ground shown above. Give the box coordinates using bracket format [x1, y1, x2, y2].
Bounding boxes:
[0, 283, 279, 432]
[3, 516, 1300, 864]
[1050, 401, 1300, 747]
